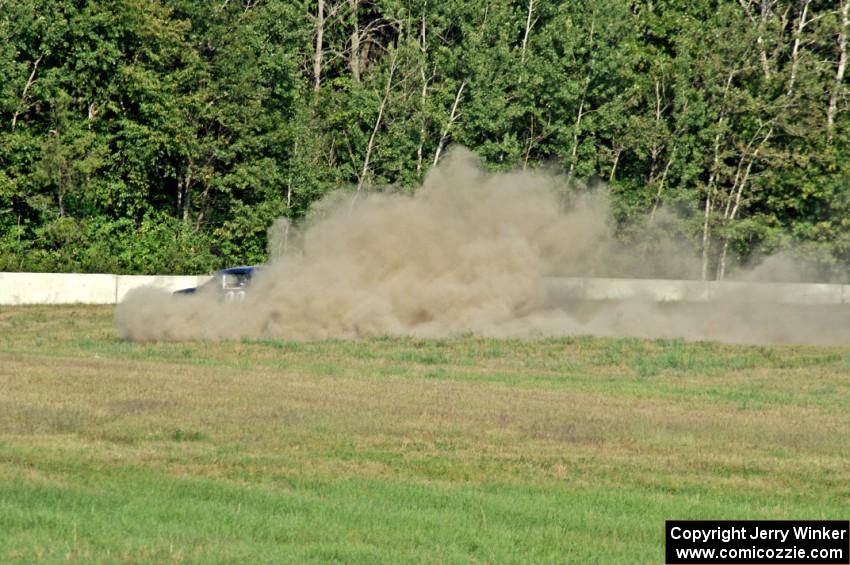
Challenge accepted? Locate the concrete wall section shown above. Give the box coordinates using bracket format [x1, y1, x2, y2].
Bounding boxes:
[544, 277, 712, 304]
[543, 277, 850, 306]
[0, 272, 208, 305]
[3, 272, 850, 306]
[582, 278, 712, 303]
[0, 272, 116, 305]
[115, 275, 211, 303]
[706, 281, 845, 305]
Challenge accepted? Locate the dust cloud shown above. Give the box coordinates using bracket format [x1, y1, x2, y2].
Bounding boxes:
[116, 147, 850, 345]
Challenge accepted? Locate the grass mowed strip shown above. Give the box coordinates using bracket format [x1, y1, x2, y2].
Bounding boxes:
[0, 305, 848, 563]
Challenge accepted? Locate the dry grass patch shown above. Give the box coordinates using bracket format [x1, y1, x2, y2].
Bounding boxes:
[0, 305, 848, 563]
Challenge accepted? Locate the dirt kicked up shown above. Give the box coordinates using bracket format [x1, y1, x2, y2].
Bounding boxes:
[117, 147, 850, 344]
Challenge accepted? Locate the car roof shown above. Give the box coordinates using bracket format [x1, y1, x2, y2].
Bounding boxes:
[217, 266, 257, 275]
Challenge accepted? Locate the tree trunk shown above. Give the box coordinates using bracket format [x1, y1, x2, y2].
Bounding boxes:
[11, 54, 43, 131]
[568, 16, 595, 178]
[520, 0, 535, 63]
[827, 0, 849, 141]
[649, 151, 675, 224]
[700, 70, 736, 280]
[313, 0, 325, 101]
[433, 80, 466, 168]
[700, 192, 713, 282]
[716, 127, 772, 280]
[646, 78, 664, 191]
[757, 1, 773, 79]
[416, 68, 432, 175]
[348, 0, 361, 82]
[787, 0, 811, 96]
[357, 52, 399, 192]
[523, 115, 538, 171]
[608, 147, 621, 182]
[180, 170, 192, 224]
[567, 96, 585, 178]
[701, 128, 724, 281]
[87, 102, 99, 126]
[739, 0, 775, 79]
[720, 124, 766, 220]
[416, 7, 431, 176]
[194, 178, 214, 233]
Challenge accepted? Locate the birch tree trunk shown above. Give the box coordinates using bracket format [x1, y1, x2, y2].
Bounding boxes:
[739, 0, 775, 79]
[827, 0, 849, 141]
[356, 52, 399, 192]
[520, 0, 535, 63]
[566, 95, 585, 178]
[567, 16, 594, 179]
[649, 151, 675, 224]
[700, 70, 735, 280]
[11, 54, 42, 131]
[701, 128, 723, 281]
[432, 80, 466, 168]
[180, 169, 192, 224]
[416, 7, 431, 175]
[608, 147, 621, 182]
[312, 0, 326, 101]
[787, 0, 811, 95]
[757, 0, 774, 79]
[716, 127, 773, 280]
[348, 0, 361, 82]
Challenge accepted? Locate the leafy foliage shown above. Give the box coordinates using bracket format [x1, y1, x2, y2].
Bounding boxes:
[0, 0, 847, 275]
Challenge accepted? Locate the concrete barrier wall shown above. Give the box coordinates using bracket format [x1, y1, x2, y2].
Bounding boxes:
[2, 272, 850, 306]
[543, 277, 850, 305]
[0, 272, 211, 305]
[0, 272, 118, 305]
[115, 275, 211, 303]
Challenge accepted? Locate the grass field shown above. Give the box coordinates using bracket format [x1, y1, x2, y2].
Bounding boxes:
[0, 305, 848, 563]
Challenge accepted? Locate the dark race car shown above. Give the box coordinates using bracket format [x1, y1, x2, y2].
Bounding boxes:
[174, 266, 259, 302]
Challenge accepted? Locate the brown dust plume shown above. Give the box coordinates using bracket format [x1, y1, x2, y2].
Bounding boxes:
[116, 147, 850, 345]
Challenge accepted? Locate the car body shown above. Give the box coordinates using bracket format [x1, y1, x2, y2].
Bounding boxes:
[174, 266, 259, 302]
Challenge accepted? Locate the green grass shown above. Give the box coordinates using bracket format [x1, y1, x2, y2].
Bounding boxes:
[0, 305, 848, 563]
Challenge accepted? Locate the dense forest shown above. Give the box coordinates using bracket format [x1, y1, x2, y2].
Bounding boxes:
[0, 0, 848, 278]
